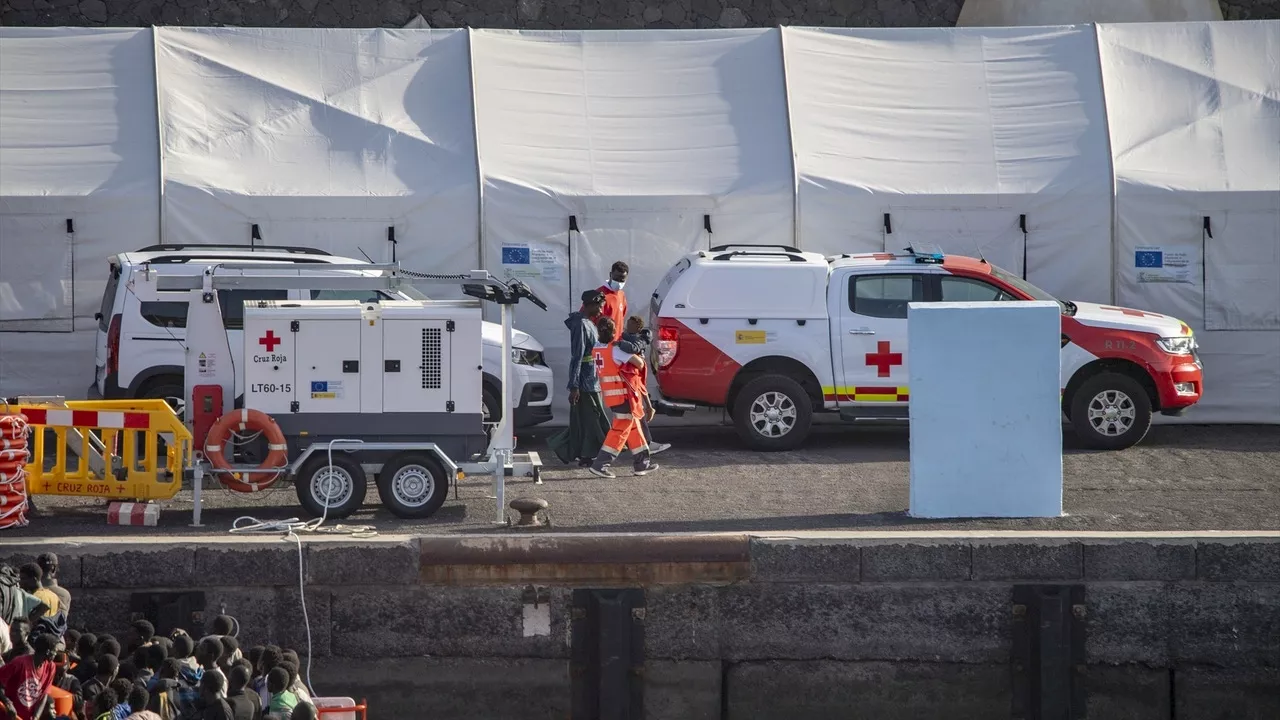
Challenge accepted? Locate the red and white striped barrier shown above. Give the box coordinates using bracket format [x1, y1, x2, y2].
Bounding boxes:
[17, 407, 151, 430]
[107, 501, 160, 526]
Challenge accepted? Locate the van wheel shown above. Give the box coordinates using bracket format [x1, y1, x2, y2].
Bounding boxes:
[377, 453, 449, 519]
[140, 377, 185, 418]
[482, 386, 501, 424]
[295, 453, 367, 519]
[1069, 372, 1153, 450]
[733, 375, 813, 451]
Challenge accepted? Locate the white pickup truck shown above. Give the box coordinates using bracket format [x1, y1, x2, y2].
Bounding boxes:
[651, 245, 1203, 451]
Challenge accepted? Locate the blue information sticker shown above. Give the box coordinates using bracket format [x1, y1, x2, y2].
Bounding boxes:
[311, 381, 328, 393]
[1135, 250, 1163, 268]
[502, 245, 531, 265]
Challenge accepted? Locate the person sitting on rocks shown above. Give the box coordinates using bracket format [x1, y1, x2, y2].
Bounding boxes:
[81, 652, 118, 703]
[264, 667, 297, 720]
[124, 685, 162, 720]
[224, 663, 257, 720]
[36, 553, 72, 620]
[89, 687, 119, 720]
[198, 672, 234, 720]
[278, 653, 310, 704]
[2, 618, 30, 663]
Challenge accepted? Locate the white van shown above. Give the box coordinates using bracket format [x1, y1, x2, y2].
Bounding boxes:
[91, 245, 554, 427]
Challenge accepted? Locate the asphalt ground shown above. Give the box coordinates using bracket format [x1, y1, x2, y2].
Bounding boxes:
[5, 421, 1279, 539]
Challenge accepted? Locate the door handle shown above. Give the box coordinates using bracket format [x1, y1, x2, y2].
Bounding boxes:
[848, 329, 876, 335]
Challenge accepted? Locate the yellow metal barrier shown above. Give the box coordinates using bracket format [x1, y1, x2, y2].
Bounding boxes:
[0, 399, 190, 501]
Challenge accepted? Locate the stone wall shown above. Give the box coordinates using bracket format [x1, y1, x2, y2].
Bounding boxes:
[4, 534, 1278, 719]
[2, 0, 1277, 29]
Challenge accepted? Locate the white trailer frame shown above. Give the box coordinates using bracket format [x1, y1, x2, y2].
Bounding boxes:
[130, 262, 545, 526]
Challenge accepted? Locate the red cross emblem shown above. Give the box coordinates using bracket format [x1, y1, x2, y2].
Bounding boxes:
[866, 340, 903, 378]
[594, 353, 605, 371]
[1101, 306, 1159, 318]
[259, 330, 281, 352]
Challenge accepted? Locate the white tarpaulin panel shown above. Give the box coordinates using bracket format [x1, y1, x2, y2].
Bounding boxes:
[156, 28, 480, 278]
[784, 26, 1114, 303]
[0, 28, 160, 332]
[472, 28, 795, 401]
[1101, 20, 1280, 423]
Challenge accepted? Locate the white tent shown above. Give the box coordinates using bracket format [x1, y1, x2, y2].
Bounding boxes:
[783, 25, 1115, 303]
[155, 28, 480, 276]
[0, 28, 160, 331]
[0, 28, 160, 398]
[1099, 20, 1280, 422]
[470, 29, 796, 400]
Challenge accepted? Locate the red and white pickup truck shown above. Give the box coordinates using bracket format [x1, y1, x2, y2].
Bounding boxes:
[650, 245, 1202, 451]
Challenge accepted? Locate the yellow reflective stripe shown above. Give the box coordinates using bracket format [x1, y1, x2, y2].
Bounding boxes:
[821, 386, 909, 402]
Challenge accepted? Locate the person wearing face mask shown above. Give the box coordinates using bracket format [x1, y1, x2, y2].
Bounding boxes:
[599, 261, 629, 339]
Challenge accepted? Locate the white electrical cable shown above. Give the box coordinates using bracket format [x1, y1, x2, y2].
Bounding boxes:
[228, 439, 376, 696]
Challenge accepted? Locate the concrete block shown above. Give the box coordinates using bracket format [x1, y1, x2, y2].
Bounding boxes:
[194, 544, 299, 587]
[1084, 541, 1196, 581]
[330, 586, 569, 659]
[1086, 583, 1172, 665]
[1196, 539, 1280, 581]
[750, 538, 859, 582]
[719, 582, 1009, 663]
[646, 585, 722, 660]
[1168, 583, 1280, 666]
[1175, 666, 1280, 720]
[1084, 665, 1170, 720]
[861, 542, 970, 581]
[972, 540, 1082, 580]
[203, 587, 332, 657]
[726, 660, 1008, 719]
[61, 589, 133, 636]
[308, 539, 420, 586]
[309, 657, 569, 720]
[645, 661, 721, 720]
[80, 546, 196, 588]
[0, 545, 83, 588]
[907, 301, 1063, 518]
[1090, 582, 1280, 667]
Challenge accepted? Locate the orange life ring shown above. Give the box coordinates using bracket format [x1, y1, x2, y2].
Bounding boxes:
[204, 408, 289, 492]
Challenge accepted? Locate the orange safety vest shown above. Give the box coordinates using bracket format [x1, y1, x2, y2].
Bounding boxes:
[594, 343, 643, 415]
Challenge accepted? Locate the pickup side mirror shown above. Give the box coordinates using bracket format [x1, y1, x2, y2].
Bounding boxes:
[94, 312, 103, 321]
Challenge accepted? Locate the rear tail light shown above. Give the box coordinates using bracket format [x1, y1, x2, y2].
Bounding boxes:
[107, 314, 122, 375]
[657, 323, 679, 369]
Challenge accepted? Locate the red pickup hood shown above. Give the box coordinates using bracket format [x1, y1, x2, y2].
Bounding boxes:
[1070, 301, 1192, 338]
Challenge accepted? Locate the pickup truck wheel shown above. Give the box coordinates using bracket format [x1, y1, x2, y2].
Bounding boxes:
[296, 453, 367, 519]
[1069, 372, 1152, 450]
[733, 375, 812, 451]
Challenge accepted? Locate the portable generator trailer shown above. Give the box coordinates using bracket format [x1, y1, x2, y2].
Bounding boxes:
[131, 261, 546, 525]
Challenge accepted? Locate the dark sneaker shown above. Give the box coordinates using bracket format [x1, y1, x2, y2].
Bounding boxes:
[633, 462, 660, 476]
[589, 464, 617, 479]
[577, 458, 594, 467]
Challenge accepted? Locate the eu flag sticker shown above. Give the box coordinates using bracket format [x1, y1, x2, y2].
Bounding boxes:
[502, 245, 531, 264]
[1135, 250, 1163, 268]
[311, 381, 328, 393]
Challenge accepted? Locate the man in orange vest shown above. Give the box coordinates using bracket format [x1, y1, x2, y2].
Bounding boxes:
[588, 317, 659, 479]
[599, 261, 629, 338]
